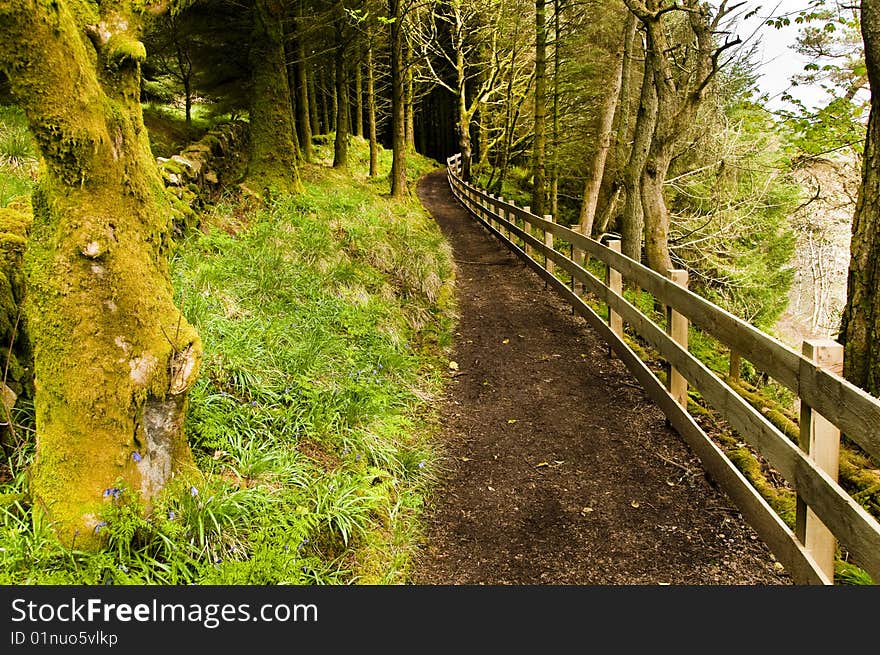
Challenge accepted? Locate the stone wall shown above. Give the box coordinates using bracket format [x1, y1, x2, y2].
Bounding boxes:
[157, 120, 249, 233]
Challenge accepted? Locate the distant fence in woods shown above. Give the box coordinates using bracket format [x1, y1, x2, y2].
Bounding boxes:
[446, 152, 880, 585]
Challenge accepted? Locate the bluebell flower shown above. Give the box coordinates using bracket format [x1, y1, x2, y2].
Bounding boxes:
[118, 564, 129, 573]
[418, 461, 426, 469]
[250, 400, 257, 406]
[190, 486, 199, 497]
[94, 521, 107, 534]
[168, 511, 176, 520]
[103, 487, 121, 499]
[355, 454, 361, 462]
[132, 452, 142, 463]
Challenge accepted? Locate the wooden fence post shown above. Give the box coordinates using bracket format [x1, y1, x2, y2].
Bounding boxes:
[666, 269, 689, 408]
[499, 197, 508, 240]
[606, 240, 623, 349]
[796, 338, 843, 582]
[573, 245, 585, 294]
[544, 214, 554, 277]
[488, 193, 496, 230]
[522, 206, 531, 256]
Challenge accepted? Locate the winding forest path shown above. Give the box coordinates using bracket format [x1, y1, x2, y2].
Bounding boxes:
[411, 170, 790, 585]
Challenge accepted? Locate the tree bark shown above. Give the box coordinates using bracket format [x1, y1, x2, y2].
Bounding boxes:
[577, 11, 632, 238]
[0, 0, 201, 548]
[333, 7, 349, 169]
[549, 0, 562, 217]
[367, 34, 379, 178]
[456, 39, 474, 181]
[841, 0, 880, 395]
[354, 63, 363, 138]
[308, 64, 320, 136]
[389, 0, 408, 196]
[531, 0, 548, 215]
[248, 0, 301, 194]
[294, 3, 313, 162]
[405, 37, 416, 151]
[621, 30, 656, 262]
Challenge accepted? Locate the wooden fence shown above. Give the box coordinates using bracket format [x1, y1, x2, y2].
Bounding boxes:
[446, 153, 880, 585]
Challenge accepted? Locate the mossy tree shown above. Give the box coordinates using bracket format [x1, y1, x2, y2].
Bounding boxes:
[0, 0, 202, 549]
[246, 0, 302, 194]
[842, 0, 880, 395]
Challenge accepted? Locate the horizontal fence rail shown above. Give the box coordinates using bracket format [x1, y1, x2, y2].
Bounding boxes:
[445, 153, 880, 585]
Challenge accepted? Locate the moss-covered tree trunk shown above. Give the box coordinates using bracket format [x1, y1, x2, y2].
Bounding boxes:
[367, 34, 380, 178]
[621, 35, 656, 262]
[247, 0, 301, 195]
[576, 11, 631, 238]
[0, 0, 202, 549]
[389, 0, 408, 197]
[841, 0, 880, 395]
[294, 1, 313, 161]
[333, 6, 350, 170]
[531, 0, 548, 216]
[354, 63, 364, 139]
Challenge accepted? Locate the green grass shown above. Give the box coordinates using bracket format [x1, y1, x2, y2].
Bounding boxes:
[0, 105, 36, 208]
[0, 136, 455, 584]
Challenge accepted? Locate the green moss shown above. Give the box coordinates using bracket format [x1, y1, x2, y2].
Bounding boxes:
[105, 34, 147, 68]
[728, 447, 797, 527]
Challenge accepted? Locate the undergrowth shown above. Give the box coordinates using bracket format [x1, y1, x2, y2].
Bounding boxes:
[0, 135, 456, 584]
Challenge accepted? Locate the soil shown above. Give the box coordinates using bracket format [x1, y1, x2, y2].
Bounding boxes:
[411, 170, 791, 585]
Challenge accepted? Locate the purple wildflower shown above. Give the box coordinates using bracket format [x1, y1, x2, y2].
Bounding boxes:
[132, 452, 142, 463]
[94, 521, 108, 534]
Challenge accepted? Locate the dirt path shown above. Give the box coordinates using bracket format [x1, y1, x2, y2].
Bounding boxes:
[412, 170, 790, 585]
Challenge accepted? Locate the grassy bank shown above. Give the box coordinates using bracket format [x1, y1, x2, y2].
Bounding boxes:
[0, 136, 457, 584]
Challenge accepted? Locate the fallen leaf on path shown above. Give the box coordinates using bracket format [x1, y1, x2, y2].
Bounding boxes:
[536, 462, 550, 468]
[448, 361, 459, 371]
[502, 338, 510, 344]
[458, 456, 471, 462]
[580, 507, 594, 515]
[487, 486, 495, 492]
[630, 500, 640, 508]
[507, 419, 517, 424]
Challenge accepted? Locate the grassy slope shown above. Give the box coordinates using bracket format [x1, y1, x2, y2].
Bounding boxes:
[0, 135, 457, 584]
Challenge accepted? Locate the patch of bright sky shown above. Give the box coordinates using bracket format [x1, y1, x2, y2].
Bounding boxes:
[714, 0, 829, 112]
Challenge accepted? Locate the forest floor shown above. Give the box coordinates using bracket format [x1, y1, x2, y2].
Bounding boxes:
[411, 170, 791, 585]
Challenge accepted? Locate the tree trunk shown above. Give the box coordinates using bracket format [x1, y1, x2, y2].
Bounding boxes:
[367, 35, 379, 178]
[389, 0, 408, 196]
[841, 0, 880, 395]
[333, 11, 349, 169]
[0, 0, 201, 548]
[330, 66, 338, 133]
[405, 38, 416, 151]
[319, 77, 329, 135]
[354, 63, 363, 138]
[247, 0, 301, 194]
[184, 78, 192, 128]
[308, 64, 320, 136]
[531, 0, 548, 215]
[455, 42, 474, 181]
[621, 29, 656, 262]
[641, 146, 674, 272]
[294, 4, 313, 162]
[577, 11, 632, 238]
[549, 0, 561, 218]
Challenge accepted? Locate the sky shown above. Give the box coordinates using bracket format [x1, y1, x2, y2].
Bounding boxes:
[715, 0, 829, 111]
